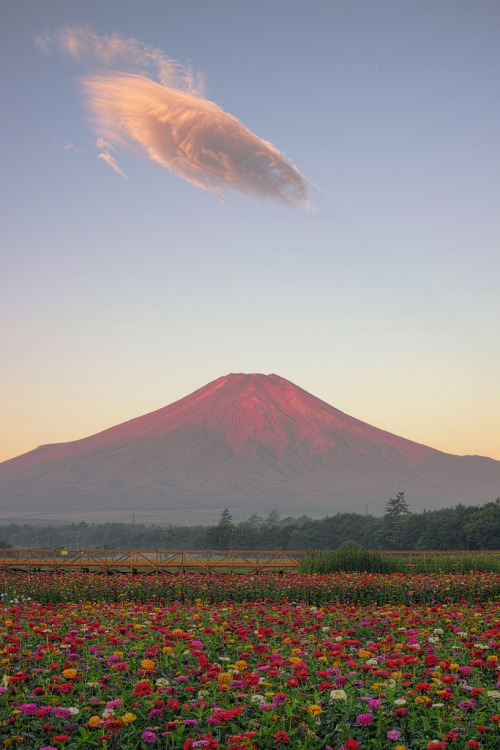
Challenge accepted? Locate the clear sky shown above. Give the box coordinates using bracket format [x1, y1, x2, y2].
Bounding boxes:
[1, 0, 499, 463]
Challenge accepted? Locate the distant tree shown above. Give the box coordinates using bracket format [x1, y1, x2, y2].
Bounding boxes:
[207, 509, 235, 549]
[218, 509, 233, 526]
[247, 513, 264, 527]
[265, 509, 280, 526]
[385, 492, 411, 516]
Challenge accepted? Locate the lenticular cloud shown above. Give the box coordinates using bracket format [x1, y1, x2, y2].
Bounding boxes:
[38, 27, 309, 207]
[84, 72, 308, 206]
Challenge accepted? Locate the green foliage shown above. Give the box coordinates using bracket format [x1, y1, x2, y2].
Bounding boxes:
[385, 491, 411, 516]
[299, 541, 404, 574]
[1, 498, 500, 552]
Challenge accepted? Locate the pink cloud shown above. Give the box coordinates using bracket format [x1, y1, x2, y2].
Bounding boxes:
[97, 151, 128, 180]
[37, 27, 309, 206]
[83, 72, 308, 206]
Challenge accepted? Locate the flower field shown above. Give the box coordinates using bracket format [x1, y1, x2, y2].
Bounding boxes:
[2, 573, 500, 749]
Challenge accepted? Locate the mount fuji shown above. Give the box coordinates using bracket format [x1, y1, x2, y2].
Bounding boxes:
[0, 373, 499, 522]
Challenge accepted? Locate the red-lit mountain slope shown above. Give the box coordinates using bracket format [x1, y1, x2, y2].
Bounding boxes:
[0, 373, 499, 520]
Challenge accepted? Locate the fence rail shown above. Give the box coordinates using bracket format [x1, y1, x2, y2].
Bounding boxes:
[1, 548, 500, 574]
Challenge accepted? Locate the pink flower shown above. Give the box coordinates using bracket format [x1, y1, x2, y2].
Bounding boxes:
[356, 712, 374, 726]
[387, 730, 402, 740]
[141, 731, 157, 743]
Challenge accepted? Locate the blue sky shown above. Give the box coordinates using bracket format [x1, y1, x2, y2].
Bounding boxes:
[2, 0, 499, 462]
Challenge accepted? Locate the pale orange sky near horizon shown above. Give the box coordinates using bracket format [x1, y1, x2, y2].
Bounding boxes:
[1, 369, 499, 465]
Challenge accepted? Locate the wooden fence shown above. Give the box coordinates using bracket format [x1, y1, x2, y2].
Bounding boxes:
[1, 548, 500, 575]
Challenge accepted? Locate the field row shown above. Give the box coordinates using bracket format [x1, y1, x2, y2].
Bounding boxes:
[3, 570, 500, 606]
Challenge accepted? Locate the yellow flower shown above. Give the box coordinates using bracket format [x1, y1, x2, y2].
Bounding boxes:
[415, 695, 433, 706]
[235, 660, 248, 671]
[162, 646, 173, 654]
[62, 668, 78, 680]
[88, 715, 102, 727]
[307, 704, 322, 716]
[141, 659, 155, 670]
[121, 712, 137, 724]
[217, 672, 232, 683]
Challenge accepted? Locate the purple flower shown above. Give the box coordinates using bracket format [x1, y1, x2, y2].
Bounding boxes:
[272, 694, 287, 708]
[368, 699, 382, 710]
[458, 699, 475, 711]
[54, 707, 71, 719]
[387, 730, 402, 740]
[141, 730, 157, 743]
[356, 712, 374, 726]
[20, 703, 38, 715]
[105, 699, 122, 709]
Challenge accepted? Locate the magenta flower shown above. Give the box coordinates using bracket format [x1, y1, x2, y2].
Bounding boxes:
[141, 731, 157, 743]
[387, 730, 402, 740]
[356, 712, 374, 726]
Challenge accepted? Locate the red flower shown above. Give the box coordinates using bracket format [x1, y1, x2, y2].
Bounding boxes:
[273, 731, 290, 745]
[52, 736, 71, 743]
[467, 742, 481, 749]
[133, 681, 152, 697]
[343, 741, 360, 750]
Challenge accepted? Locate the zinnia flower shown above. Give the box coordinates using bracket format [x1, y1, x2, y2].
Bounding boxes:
[141, 730, 157, 743]
[330, 689, 347, 700]
[307, 704, 322, 716]
[356, 712, 374, 726]
[121, 712, 137, 724]
[387, 730, 402, 740]
[273, 730, 290, 745]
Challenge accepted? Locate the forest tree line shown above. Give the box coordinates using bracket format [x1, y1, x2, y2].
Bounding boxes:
[1, 494, 500, 551]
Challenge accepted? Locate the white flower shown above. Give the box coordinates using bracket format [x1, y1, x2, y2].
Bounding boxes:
[330, 689, 347, 701]
[394, 698, 407, 706]
[250, 694, 266, 703]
